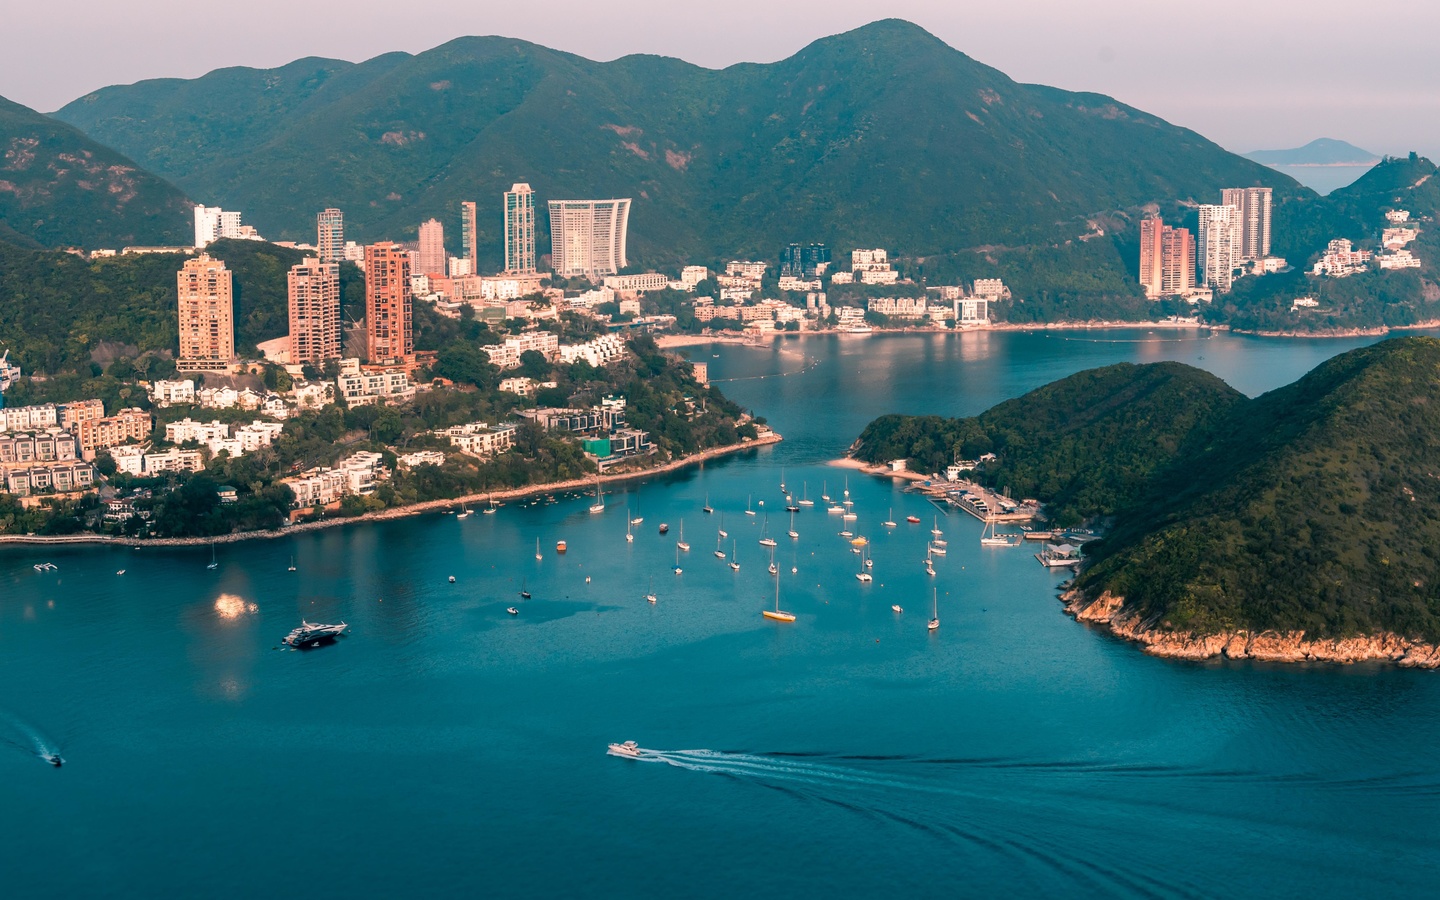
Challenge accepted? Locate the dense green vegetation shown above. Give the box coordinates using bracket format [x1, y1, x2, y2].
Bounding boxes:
[857, 338, 1440, 641]
[854, 362, 1244, 525]
[0, 94, 190, 248]
[53, 19, 1295, 294]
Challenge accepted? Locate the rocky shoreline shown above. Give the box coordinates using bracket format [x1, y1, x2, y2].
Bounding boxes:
[1063, 589, 1440, 669]
[0, 432, 782, 549]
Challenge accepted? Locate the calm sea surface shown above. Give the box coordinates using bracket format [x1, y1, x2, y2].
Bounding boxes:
[4, 329, 1439, 898]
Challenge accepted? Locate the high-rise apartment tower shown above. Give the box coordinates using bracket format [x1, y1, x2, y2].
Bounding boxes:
[460, 201, 478, 270]
[1220, 187, 1273, 261]
[505, 184, 537, 274]
[547, 199, 631, 280]
[288, 258, 341, 365]
[416, 218, 446, 276]
[176, 254, 235, 365]
[1198, 205, 1241, 293]
[316, 209, 344, 264]
[364, 243, 413, 364]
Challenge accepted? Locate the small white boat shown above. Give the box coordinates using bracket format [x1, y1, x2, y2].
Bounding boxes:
[676, 520, 690, 552]
[930, 543, 947, 556]
[884, 508, 897, 528]
[535, 538, 543, 561]
[827, 504, 844, 515]
[892, 604, 903, 614]
[116, 569, 126, 575]
[206, 545, 218, 570]
[287, 556, 297, 572]
[932, 516, 943, 537]
[626, 516, 634, 543]
[645, 577, 657, 604]
[673, 546, 683, 575]
[928, 587, 940, 631]
[589, 476, 605, 514]
[608, 740, 642, 758]
[506, 606, 519, 615]
[729, 540, 740, 571]
[856, 572, 872, 583]
[448, 575, 456, 583]
[799, 482, 814, 507]
[746, 494, 757, 516]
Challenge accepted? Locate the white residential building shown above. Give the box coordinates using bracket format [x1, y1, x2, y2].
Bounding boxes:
[778, 276, 822, 292]
[547, 199, 631, 279]
[1313, 239, 1372, 277]
[1292, 296, 1320, 309]
[955, 297, 990, 325]
[144, 447, 204, 474]
[680, 266, 709, 288]
[335, 363, 416, 406]
[399, 450, 446, 468]
[860, 268, 898, 285]
[1382, 227, 1419, 248]
[1376, 250, 1422, 270]
[483, 332, 561, 370]
[1386, 210, 1411, 223]
[1198, 204, 1242, 292]
[193, 205, 246, 248]
[559, 334, 627, 367]
[603, 273, 668, 293]
[290, 381, 334, 410]
[725, 261, 768, 280]
[437, 422, 518, 457]
[867, 297, 928, 319]
[165, 418, 231, 446]
[150, 379, 196, 406]
[972, 279, 1009, 301]
[850, 249, 890, 271]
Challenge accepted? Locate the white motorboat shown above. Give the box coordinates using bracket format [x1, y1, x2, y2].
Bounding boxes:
[608, 740, 642, 758]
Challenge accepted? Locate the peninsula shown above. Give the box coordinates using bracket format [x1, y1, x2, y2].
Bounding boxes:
[852, 337, 1440, 667]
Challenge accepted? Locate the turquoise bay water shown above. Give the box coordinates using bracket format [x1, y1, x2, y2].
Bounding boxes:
[4, 330, 1439, 897]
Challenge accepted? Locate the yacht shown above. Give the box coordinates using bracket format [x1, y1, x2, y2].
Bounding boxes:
[676, 520, 690, 552]
[799, 483, 814, 507]
[932, 516, 944, 537]
[928, 588, 940, 631]
[556, 539, 568, 553]
[608, 740, 642, 759]
[519, 579, 531, 599]
[746, 494, 757, 516]
[891, 604, 903, 614]
[673, 546, 683, 575]
[821, 481, 831, 502]
[929, 541, 947, 556]
[506, 607, 519, 615]
[283, 620, 349, 647]
[589, 477, 605, 514]
[906, 515, 921, 524]
[718, 513, 728, 539]
[703, 494, 714, 515]
[456, 503, 471, 519]
[828, 504, 845, 515]
[645, 577, 657, 604]
[729, 540, 740, 571]
[883, 508, 897, 528]
[626, 517, 634, 543]
[787, 510, 799, 540]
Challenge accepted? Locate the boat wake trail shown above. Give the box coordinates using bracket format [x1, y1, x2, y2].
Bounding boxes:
[627, 748, 973, 799]
[0, 712, 63, 766]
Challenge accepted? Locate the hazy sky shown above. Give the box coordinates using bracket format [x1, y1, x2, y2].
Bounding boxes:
[6, 0, 1437, 157]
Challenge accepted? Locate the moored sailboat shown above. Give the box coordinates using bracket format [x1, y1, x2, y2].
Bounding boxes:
[762, 569, 796, 622]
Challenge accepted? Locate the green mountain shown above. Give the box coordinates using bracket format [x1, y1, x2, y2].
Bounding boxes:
[52, 19, 1297, 293]
[1079, 338, 1440, 642]
[1244, 138, 1380, 167]
[0, 94, 191, 248]
[856, 337, 1440, 650]
[854, 362, 1244, 527]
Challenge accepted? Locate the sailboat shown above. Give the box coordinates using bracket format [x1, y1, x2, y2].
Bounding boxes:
[589, 476, 605, 514]
[206, 544, 218, 570]
[855, 546, 872, 582]
[762, 569, 796, 622]
[758, 513, 777, 547]
[714, 529, 727, 558]
[483, 493, 497, 515]
[535, 538, 543, 561]
[673, 545, 683, 575]
[932, 515, 944, 537]
[729, 539, 740, 571]
[627, 516, 634, 543]
[520, 578, 532, 599]
[703, 494, 714, 515]
[821, 481, 830, 502]
[842, 477, 853, 510]
[768, 545, 778, 576]
[884, 508, 897, 528]
[925, 547, 936, 576]
[779, 467, 786, 493]
[456, 502, 471, 519]
[676, 519, 690, 552]
[746, 494, 757, 516]
[981, 520, 1017, 547]
[645, 577, 657, 604]
[718, 512, 728, 539]
[787, 510, 799, 540]
[288, 556, 297, 572]
[799, 482, 814, 507]
[928, 588, 940, 631]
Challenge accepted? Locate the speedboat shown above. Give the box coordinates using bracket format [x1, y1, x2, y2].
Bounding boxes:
[891, 605, 903, 614]
[658, 523, 669, 534]
[608, 740, 642, 758]
[283, 620, 349, 647]
[907, 515, 921, 524]
[448, 575, 456, 583]
[46, 754, 62, 767]
[506, 607, 519, 615]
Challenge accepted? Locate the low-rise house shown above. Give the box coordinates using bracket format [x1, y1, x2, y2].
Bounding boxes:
[398, 450, 446, 468]
[0, 428, 81, 464]
[437, 422, 518, 457]
[336, 365, 416, 407]
[150, 379, 196, 406]
[3, 461, 95, 496]
[144, 448, 204, 474]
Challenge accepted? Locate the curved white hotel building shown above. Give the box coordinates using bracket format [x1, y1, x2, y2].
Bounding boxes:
[547, 198, 631, 280]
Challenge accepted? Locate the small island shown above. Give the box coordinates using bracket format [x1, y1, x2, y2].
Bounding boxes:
[852, 337, 1440, 668]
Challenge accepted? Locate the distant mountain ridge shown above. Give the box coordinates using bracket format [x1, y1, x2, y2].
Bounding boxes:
[51, 19, 1296, 288]
[1245, 138, 1380, 167]
[0, 94, 191, 248]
